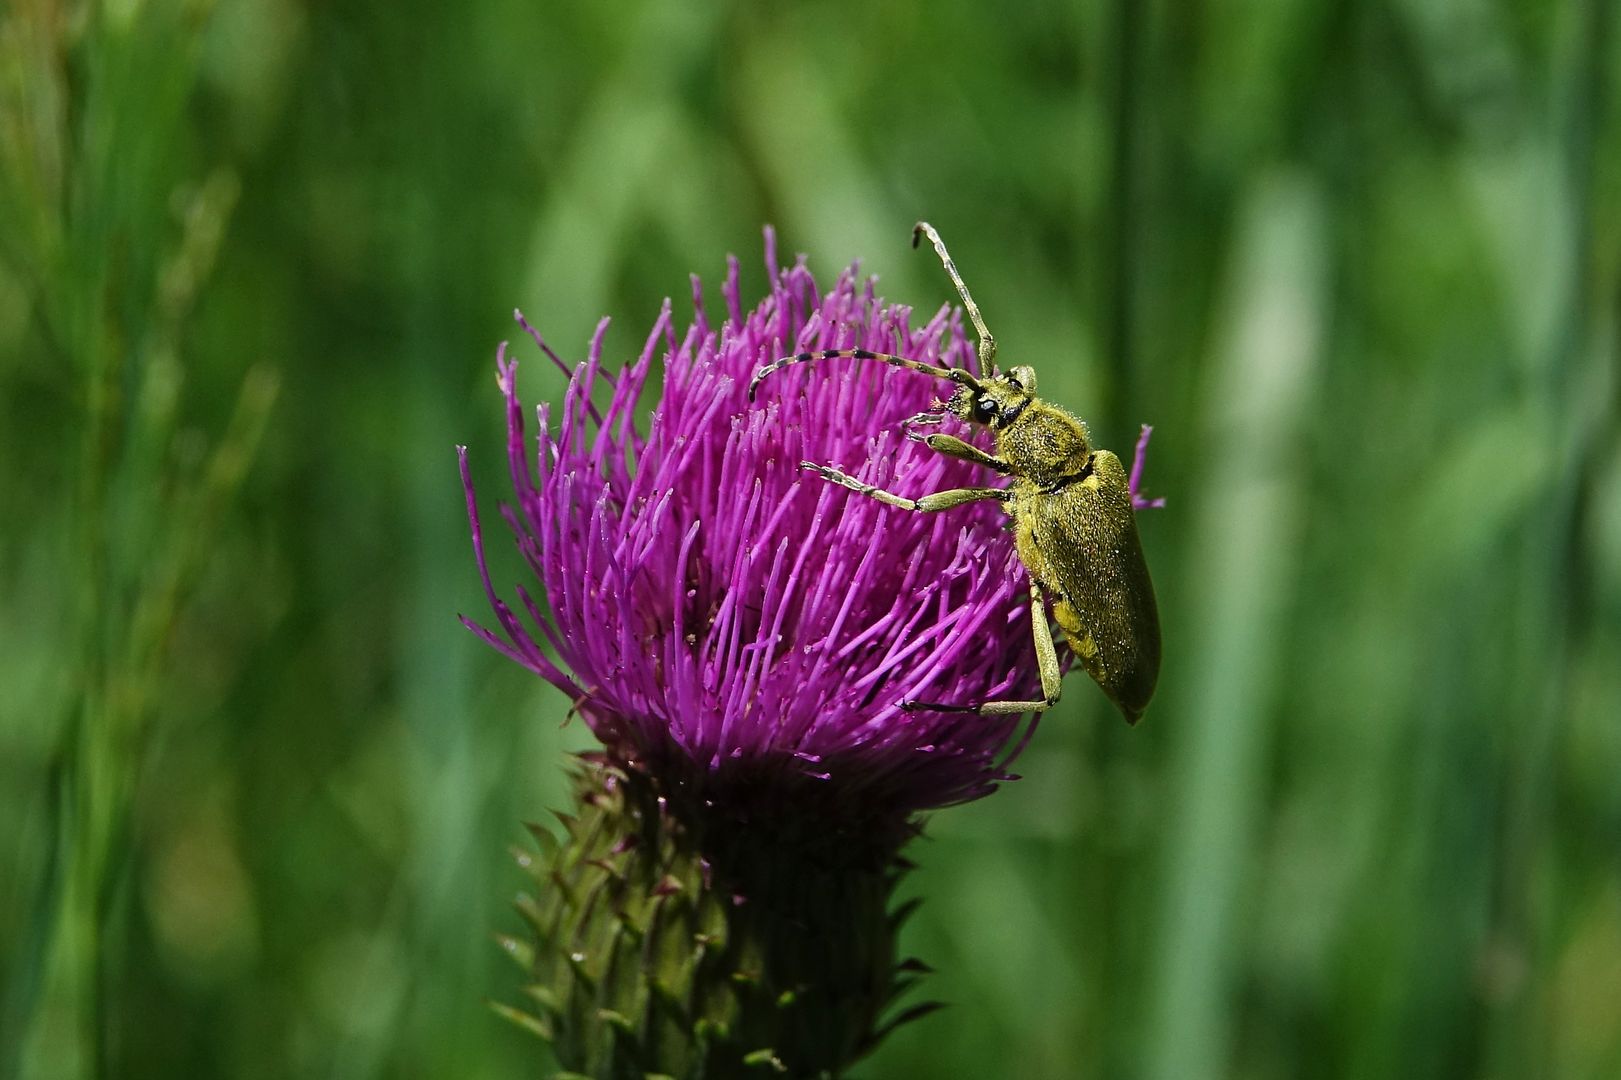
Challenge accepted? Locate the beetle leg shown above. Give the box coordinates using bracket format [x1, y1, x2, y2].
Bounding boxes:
[903, 580, 1062, 716]
[800, 462, 1006, 513]
[913, 432, 1011, 474]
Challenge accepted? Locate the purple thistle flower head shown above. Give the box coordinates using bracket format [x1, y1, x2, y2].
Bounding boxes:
[461, 229, 1155, 816]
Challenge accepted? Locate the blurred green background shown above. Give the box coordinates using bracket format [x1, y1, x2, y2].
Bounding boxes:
[3, 1, 1618, 1077]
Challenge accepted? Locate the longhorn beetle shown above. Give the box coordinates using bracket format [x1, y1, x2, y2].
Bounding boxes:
[747, 222, 1161, 723]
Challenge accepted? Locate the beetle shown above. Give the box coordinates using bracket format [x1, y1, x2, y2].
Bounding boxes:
[746, 222, 1160, 723]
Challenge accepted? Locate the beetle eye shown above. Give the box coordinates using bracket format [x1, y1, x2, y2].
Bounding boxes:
[974, 396, 997, 422]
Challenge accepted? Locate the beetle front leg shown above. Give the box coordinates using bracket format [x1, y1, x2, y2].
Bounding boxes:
[800, 462, 1007, 513]
[904, 580, 1063, 716]
[909, 432, 1011, 474]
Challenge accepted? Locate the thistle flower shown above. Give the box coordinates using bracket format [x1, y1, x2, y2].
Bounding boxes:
[461, 229, 1159, 1077]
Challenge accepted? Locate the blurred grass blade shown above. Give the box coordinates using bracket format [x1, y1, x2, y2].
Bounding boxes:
[1145, 172, 1325, 1080]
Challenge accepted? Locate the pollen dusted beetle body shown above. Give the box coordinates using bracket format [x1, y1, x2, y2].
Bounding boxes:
[747, 222, 1160, 724]
[979, 367, 1159, 723]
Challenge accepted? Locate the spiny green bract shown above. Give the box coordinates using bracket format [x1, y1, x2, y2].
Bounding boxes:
[500, 757, 939, 1080]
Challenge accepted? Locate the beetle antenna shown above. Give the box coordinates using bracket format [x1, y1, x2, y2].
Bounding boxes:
[747, 348, 981, 401]
[913, 221, 998, 376]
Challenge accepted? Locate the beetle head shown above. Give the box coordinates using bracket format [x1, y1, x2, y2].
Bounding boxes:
[946, 364, 1038, 430]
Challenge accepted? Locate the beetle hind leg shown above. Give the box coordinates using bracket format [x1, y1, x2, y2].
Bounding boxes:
[903, 581, 1062, 716]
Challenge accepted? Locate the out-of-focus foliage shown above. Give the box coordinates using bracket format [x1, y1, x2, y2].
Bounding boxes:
[1, 1, 1616, 1077]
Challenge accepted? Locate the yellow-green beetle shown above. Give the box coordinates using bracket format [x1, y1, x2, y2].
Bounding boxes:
[748, 222, 1160, 723]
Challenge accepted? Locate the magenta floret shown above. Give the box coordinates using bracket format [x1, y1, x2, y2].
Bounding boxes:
[462, 230, 1055, 812]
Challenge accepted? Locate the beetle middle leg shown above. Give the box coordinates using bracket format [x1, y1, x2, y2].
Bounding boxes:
[903, 580, 1063, 716]
[800, 462, 1006, 513]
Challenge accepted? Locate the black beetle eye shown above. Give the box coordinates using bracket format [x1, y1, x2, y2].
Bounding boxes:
[974, 396, 998, 422]
[1006, 365, 1038, 393]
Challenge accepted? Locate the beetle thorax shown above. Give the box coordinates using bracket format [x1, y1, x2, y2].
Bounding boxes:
[994, 404, 1093, 488]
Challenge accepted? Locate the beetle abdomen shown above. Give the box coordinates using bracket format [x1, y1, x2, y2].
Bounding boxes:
[1018, 450, 1160, 723]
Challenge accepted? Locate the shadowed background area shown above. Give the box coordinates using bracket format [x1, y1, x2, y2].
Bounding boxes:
[2, 1, 1618, 1077]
